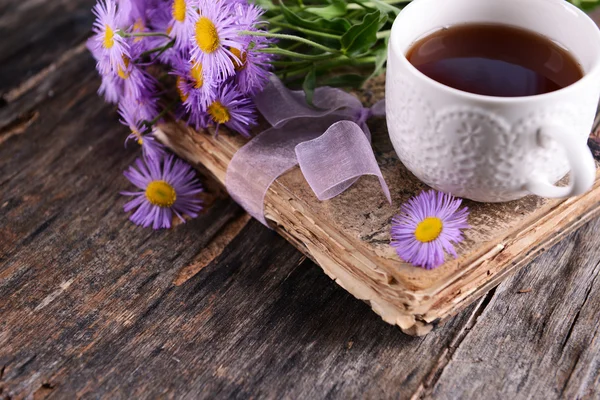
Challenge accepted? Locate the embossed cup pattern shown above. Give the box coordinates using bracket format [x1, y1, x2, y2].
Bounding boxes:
[386, 0, 600, 202]
[386, 75, 595, 202]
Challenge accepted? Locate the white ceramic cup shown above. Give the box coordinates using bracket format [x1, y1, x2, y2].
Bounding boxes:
[386, 0, 600, 202]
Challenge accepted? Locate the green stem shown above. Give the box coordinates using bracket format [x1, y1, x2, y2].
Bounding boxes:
[278, 56, 377, 80]
[286, 42, 304, 52]
[266, 14, 285, 23]
[376, 30, 391, 39]
[152, 41, 175, 62]
[257, 47, 336, 61]
[238, 30, 340, 54]
[137, 40, 175, 61]
[145, 101, 178, 127]
[347, 0, 409, 8]
[119, 30, 171, 39]
[346, 10, 364, 21]
[269, 22, 342, 40]
[271, 60, 312, 67]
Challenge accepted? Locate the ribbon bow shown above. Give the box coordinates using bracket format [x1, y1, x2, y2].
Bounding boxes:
[225, 75, 391, 227]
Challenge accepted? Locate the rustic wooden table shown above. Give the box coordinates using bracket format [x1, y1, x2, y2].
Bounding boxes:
[1, 1, 600, 399]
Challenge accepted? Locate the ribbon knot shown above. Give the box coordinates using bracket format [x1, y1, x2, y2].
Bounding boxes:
[225, 74, 391, 227]
[355, 107, 372, 128]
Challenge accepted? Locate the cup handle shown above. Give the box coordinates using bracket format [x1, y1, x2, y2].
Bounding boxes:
[525, 125, 596, 198]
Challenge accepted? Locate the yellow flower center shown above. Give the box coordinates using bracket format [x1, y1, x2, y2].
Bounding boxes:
[133, 18, 145, 43]
[208, 101, 230, 124]
[176, 76, 189, 102]
[195, 17, 219, 53]
[190, 61, 204, 89]
[103, 24, 115, 49]
[414, 217, 443, 243]
[172, 0, 186, 22]
[145, 180, 177, 207]
[229, 47, 247, 71]
[117, 56, 131, 79]
[131, 129, 143, 145]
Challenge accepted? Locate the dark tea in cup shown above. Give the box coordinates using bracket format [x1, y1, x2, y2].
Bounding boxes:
[406, 24, 584, 97]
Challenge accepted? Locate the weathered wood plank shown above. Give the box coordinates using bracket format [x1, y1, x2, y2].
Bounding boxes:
[424, 217, 600, 400]
[0, 49, 234, 397]
[0, 0, 96, 96]
[0, 48, 480, 399]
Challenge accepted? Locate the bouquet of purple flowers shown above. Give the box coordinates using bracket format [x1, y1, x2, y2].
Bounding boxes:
[87, 0, 401, 229]
[88, 0, 277, 229]
[88, 0, 274, 143]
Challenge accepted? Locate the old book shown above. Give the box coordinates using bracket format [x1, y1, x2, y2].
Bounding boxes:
[155, 76, 600, 336]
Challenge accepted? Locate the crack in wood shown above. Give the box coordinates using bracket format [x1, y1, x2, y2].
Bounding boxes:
[559, 350, 583, 398]
[173, 212, 251, 286]
[138, 272, 160, 291]
[0, 110, 38, 145]
[32, 382, 55, 400]
[560, 260, 600, 354]
[13, 355, 37, 379]
[21, 214, 59, 247]
[561, 309, 582, 353]
[411, 287, 497, 399]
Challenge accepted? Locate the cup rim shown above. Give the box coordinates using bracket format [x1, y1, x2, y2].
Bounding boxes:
[390, 0, 600, 104]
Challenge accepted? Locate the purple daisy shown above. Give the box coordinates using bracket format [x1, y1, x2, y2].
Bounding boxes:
[168, 0, 194, 51]
[234, 2, 269, 35]
[119, 102, 166, 161]
[97, 66, 123, 103]
[87, 36, 122, 103]
[107, 43, 160, 119]
[230, 2, 274, 94]
[91, 45, 158, 108]
[174, 90, 208, 131]
[188, 0, 244, 79]
[117, 53, 159, 104]
[204, 83, 257, 137]
[144, 0, 177, 64]
[390, 190, 470, 270]
[172, 53, 217, 110]
[116, 0, 147, 27]
[122, 155, 204, 229]
[230, 40, 273, 95]
[127, 131, 167, 161]
[92, 0, 130, 73]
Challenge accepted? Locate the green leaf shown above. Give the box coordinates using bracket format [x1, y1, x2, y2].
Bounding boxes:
[569, 0, 600, 10]
[280, 1, 351, 34]
[303, 66, 317, 105]
[319, 74, 366, 89]
[249, 0, 277, 10]
[368, 44, 387, 79]
[341, 10, 387, 55]
[349, 0, 402, 15]
[306, 0, 347, 20]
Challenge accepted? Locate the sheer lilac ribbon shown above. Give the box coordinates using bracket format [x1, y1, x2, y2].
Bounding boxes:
[225, 74, 391, 227]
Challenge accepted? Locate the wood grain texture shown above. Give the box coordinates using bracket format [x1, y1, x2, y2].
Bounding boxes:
[427, 218, 600, 400]
[0, 0, 96, 96]
[1, 3, 600, 399]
